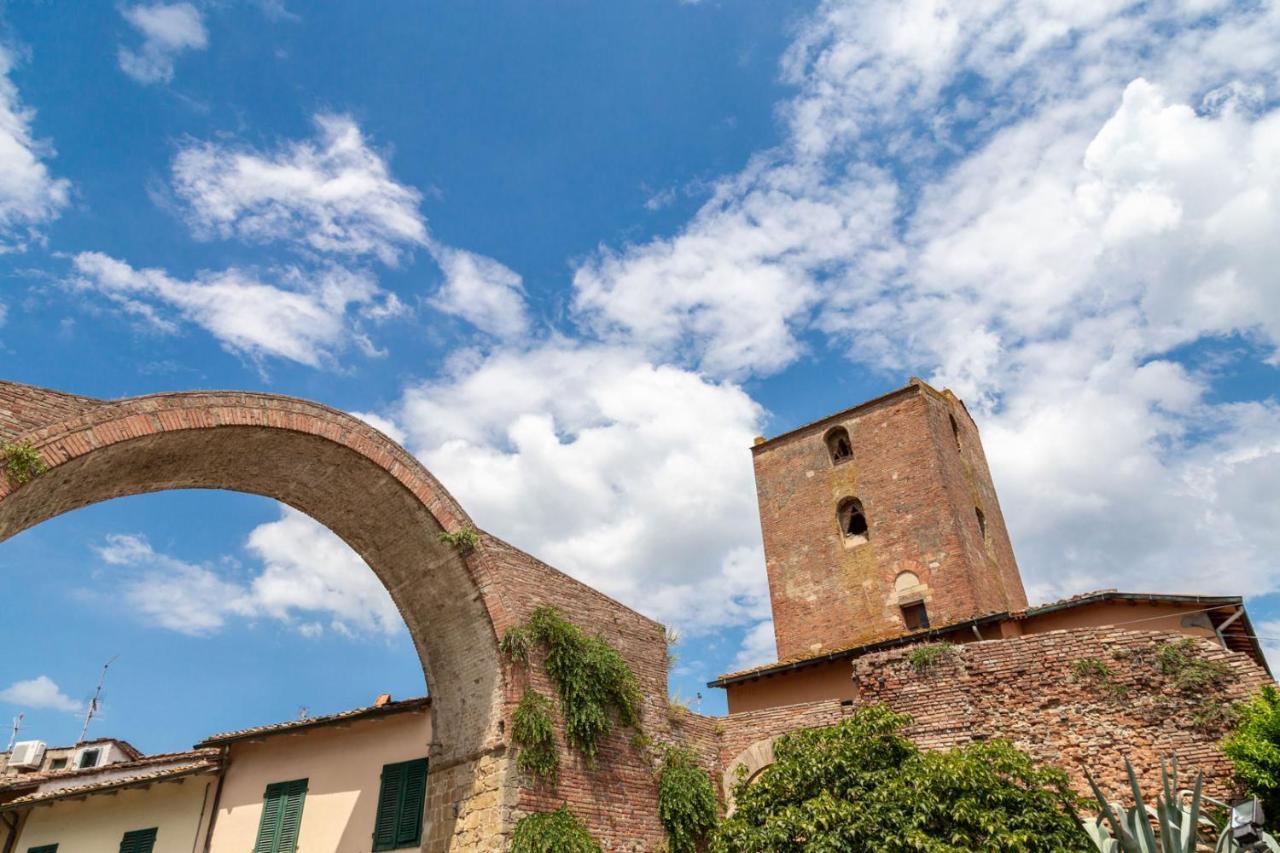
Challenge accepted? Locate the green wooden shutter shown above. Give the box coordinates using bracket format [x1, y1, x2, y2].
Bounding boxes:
[253, 779, 308, 853]
[118, 828, 157, 853]
[28, 845, 59, 853]
[395, 759, 428, 846]
[372, 758, 428, 851]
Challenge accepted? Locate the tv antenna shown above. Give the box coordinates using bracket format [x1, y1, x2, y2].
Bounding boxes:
[78, 656, 118, 744]
[6, 713, 22, 752]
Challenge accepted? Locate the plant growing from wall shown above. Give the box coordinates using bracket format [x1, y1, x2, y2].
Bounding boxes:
[437, 527, 481, 552]
[907, 641, 955, 672]
[1153, 639, 1238, 732]
[1223, 685, 1280, 822]
[512, 690, 559, 784]
[1072, 658, 1130, 700]
[501, 606, 642, 766]
[657, 746, 718, 853]
[714, 703, 1091, 852]
[1, 441, 47, 487]
[510, 805, 602, 853]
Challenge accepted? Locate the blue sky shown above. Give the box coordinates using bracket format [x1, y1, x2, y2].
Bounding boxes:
[2, 0, 1280, 755]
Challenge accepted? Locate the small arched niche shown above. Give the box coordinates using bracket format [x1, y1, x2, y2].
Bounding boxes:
[949, 413, 962, 451]
[824, 426, 853, 465]
[837, 497, 869, 545]
[894, 570, 921, 593]
[975, 506, 988, 541]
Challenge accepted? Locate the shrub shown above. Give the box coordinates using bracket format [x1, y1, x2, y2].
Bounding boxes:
[510, 805, 601, 853]
[1, 441, 47, 487]
[657, 746, 718, 853]
[437, 527, 481, 551]
[1223, 684, 1280, 820]
[714, 704, 1091, 852]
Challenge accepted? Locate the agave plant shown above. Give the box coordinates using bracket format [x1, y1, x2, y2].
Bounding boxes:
[1083, 756, 1280, 852]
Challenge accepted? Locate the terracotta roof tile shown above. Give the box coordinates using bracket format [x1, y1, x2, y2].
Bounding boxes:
[195, 696, 429, 747]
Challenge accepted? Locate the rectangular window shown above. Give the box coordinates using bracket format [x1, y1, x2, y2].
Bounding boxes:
[77, 749, 100, 769]
[48, 758, 67, 770]
[28, 845, 59, 853]
[372, 758, 428, 851]
[901, 602, 930, 631]
[118, 828, 157, 853]
[253, 779, 308, 853]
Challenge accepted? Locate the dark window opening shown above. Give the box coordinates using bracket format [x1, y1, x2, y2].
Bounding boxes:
[77, 749, 100, 769]
[901, 602, 930, 631]
[975, 507, 987, 540]
[49, 757, 67, 770]
[949, 414, 962, 451]
[825, 426, 853, 464]
[837, 498, 868, 542]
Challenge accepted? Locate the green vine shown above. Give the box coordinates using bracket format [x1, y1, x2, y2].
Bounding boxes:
[503, 606, 642, 767]
[907, 642, 955, 673]
[512, 690, 559, 784]
[657, 746, 718, 853]
[1070, 657, 1129, 700]
[437, 527, 481, 552]
[1, 441, 47, 487]
[511, 805, 601, 853]
[1155, 639, 1238, 732]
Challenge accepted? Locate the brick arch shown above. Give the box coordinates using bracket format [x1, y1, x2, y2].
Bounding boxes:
[721, 736, 777, 815]
[0, 382, 517, 850]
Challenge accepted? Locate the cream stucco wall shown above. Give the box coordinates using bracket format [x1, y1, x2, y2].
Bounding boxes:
[13, 774, 217, 853]
[206, 709, 432, 853]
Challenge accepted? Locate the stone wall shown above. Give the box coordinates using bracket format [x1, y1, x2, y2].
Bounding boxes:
[849, 628, 1271, 800]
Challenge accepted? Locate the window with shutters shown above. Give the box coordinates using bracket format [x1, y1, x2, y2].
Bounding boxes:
[253, 779, 308, 853]
[28, 845, 59, 853]
[372, 758, 428, 850]
[118, 828, 157, 853]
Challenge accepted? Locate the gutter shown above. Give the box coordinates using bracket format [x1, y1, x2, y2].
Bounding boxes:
[1, 809, 22, 853]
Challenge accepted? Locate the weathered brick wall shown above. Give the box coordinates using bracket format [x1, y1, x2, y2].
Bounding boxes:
[850, 628, 1271, 801]
[0, 380, 99, 442]
[716, 699, 849, 773]
[752, 380, 1026, 661]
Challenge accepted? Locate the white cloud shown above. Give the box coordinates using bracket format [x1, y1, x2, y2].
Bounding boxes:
[118, 3, 208, 85]
[428, 246, 529, 339]
[389, 342, 772, 636]
[0, 46, 70, 251]
[0, 676, 83, 713]
[94, 515, 402, 639]
[566, 0, 1280, 668]
[70, 252, 399, 368]
[171, 114, 428, 264]
[732, 620, 778, 672]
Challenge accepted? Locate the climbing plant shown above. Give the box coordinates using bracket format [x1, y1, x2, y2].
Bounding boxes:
[1071, 657, 1130, 700]
[512, 690, 559, 783]
[505, 606, 641, 765]
[1, 441, 46, 487]
[510, 805, 602, 853]
[657, 746, 718, 853]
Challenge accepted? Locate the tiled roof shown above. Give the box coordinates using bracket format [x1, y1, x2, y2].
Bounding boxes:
[195, 696, 430, 748]
[0, 752, 221, 810]
[0, 749, 221, 793]
[709, 590, 1253, 687]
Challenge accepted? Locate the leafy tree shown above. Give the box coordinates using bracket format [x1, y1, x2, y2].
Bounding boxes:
[1223, 684, 1280, 818]
[714, 704, 1091, 852]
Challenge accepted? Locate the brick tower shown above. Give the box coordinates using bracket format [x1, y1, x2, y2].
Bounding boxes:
[753, 378, 1027, 660]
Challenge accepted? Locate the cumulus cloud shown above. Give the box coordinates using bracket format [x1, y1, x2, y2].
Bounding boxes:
[0, 46, 71, 251]
[70, 252, 400, 368]
[171, 114, 428, 264]
[0, 675, 83, 713]
[94, 514, 402, 638]
[385, 342, 771, 636]
[427, 246, 529, 340]
[118, 3, 208, 85]
[565, 0, 1280, 667]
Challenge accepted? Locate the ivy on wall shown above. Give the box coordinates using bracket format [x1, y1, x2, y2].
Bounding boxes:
[657, 746, 718, 853]
[512, 691, 559, 784]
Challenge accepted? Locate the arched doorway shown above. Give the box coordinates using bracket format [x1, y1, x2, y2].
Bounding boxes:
[0, 382, 518, 850]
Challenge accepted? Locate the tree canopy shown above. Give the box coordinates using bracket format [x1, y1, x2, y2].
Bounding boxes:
[1223, 684, 1280, 820]
[714, 704, 1092, 852]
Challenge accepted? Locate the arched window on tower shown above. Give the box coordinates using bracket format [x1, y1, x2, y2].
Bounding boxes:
[837, 497, 869, 544]
[975, 506, 987, 541]
[824, 426, 853, 464]
[949, 414, 962, 451]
